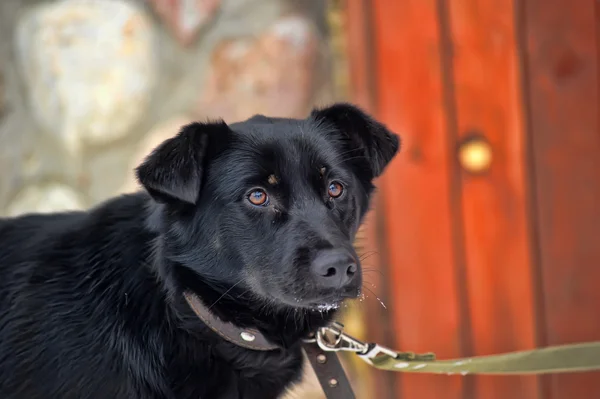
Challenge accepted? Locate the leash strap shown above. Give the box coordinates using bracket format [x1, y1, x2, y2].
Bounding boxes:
[302, 341, 356, 399]
[365, 341, 600, 375]
[184, 291, 600, 398]
[313, 322, 600, 376]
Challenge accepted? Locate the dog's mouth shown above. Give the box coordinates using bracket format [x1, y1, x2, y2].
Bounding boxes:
[247, 271, 362, 311]
[308, 301, 342, 312]
[287, 289, 361, 312]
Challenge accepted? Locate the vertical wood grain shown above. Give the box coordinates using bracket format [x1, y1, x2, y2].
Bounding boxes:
[523, 0, 600, 397]
[345, 2, 396, 397]
[371, 1, 466, 398]
[345, 0, 377, 111]
[445, 0, 542, 398]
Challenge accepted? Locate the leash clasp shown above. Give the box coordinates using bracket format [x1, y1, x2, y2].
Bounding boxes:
[358, 344, 436, 366]
[307, 321, 436, 366]
[314, 322, 369, 354]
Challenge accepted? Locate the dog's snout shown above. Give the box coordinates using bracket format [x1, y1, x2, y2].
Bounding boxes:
[311, 249, 358, 289]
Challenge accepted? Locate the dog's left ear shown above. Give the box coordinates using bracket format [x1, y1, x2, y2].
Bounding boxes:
[311, 103, 400, 177]
[135, 121, 231, 205]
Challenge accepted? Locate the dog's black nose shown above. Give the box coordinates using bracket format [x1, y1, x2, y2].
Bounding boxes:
[311, 249, 358, 289]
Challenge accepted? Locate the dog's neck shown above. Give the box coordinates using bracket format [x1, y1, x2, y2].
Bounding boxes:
[183, 290, 280, 350]
[172, 263, 337, 348]
[144, 207, 338, 349]
[147, 250, 336, 349]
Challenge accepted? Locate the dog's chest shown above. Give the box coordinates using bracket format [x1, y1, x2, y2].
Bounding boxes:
[166, 344, 304, 399]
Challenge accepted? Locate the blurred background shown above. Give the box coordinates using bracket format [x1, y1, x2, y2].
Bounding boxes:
[0, 0, 598, 398]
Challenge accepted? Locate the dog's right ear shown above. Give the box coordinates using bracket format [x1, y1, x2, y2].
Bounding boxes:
[135, 121, 231, 205]
[311, 103, 400, 178]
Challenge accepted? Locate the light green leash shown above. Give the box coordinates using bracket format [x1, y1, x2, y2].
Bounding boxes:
[310, 322, 600, 375]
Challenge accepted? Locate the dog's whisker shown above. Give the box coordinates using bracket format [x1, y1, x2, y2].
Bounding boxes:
[361, 268, 386, 277]
[207, 279, 244, 311]
[361, 285, 387, 309]
[235, 287, 253, 300]
[359, 251, 379, 262]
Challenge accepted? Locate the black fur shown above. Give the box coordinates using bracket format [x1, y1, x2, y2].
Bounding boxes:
[0, 103, 399, 399]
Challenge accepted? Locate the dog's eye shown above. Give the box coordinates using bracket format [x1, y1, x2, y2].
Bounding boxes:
[328, 181, 344, 198]
[248, 189, 269, 206]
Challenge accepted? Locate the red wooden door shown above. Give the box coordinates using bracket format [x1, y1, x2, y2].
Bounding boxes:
[345, 0, 600, 398]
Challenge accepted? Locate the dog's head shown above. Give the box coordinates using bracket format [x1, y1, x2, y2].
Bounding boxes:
[136, 103, 399, 312]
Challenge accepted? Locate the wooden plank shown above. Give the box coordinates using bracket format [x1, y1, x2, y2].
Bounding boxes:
[522, 0, 600, 397]
[445, 1, 542, 398]
[345, 0, 376, 111]
[353, 197, 398, 399]
[344, 1, 397, 397]
[371, 1, 466, 398]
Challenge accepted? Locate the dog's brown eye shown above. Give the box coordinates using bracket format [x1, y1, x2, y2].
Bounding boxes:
[248, 189, 269, 206]
[328, 182, 344, 198]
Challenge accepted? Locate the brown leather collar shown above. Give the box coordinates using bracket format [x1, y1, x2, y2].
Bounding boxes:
[183, 290, 356, 399]
[183, 290, 279, 351]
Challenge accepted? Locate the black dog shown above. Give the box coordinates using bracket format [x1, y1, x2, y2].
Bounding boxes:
[0, 103, 399, 399]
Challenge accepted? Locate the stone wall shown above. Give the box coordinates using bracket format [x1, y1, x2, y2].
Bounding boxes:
[0, 0, 345, 396]
[0, 0, 336, 216]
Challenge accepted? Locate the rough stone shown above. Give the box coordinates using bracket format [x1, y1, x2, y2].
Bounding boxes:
[119, 114, 195, 194]
[85, 142, 137, 205]
[150, 0, 220, 45]
[15, 0, 157, 151]
[6, 183, 85, 217]
[197, 15, 319, 122]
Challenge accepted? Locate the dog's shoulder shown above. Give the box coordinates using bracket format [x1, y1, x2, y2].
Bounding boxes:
[0, 192, 151, 271]
[0, 192, 171, 398]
